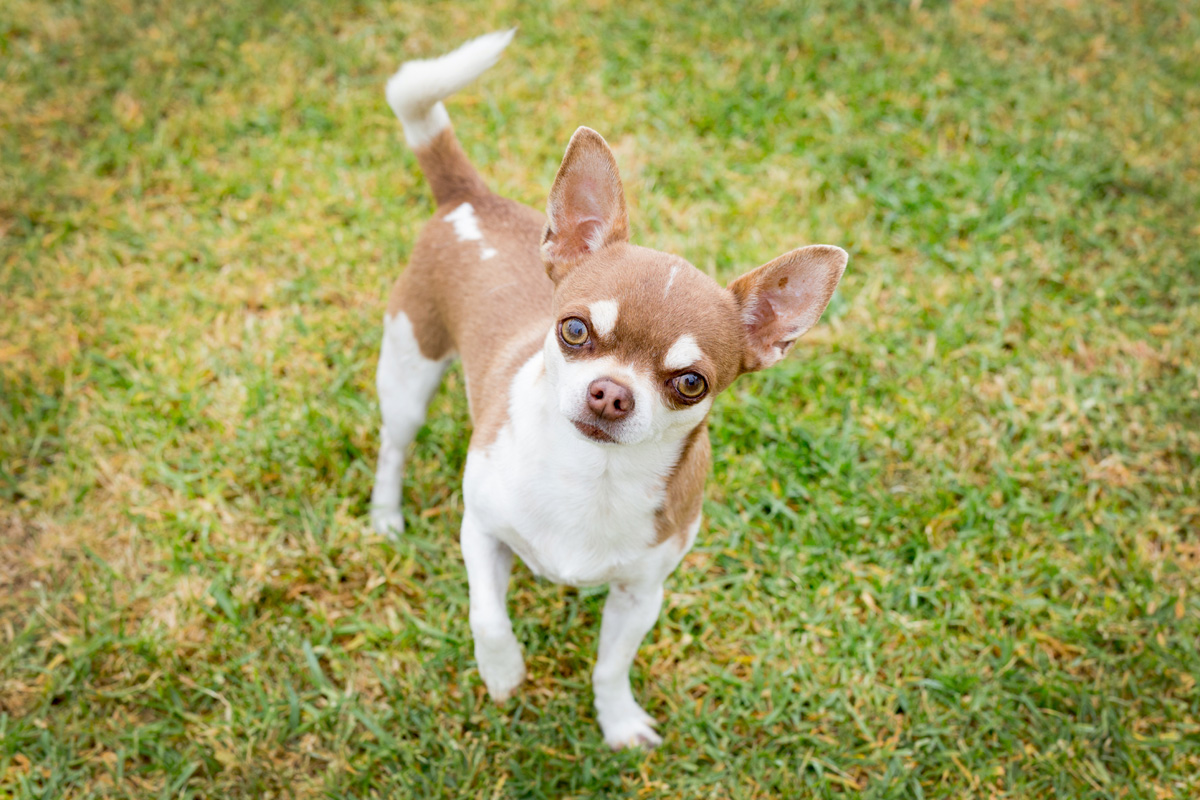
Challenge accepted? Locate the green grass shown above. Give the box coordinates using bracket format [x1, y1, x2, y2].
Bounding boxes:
[2, 0, 1199, 796]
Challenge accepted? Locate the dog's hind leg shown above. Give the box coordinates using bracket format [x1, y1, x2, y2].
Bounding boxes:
[370, 299, 452, 537]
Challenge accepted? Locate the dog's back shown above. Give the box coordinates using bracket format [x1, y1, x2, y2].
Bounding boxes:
[383, 30, 551, 430]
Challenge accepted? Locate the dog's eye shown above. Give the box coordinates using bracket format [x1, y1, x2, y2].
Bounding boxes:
[560, 317, 590, 346]
[673, 373, 708, 400]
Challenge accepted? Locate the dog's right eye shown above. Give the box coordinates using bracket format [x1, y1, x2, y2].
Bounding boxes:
[560, 317, 590, 346]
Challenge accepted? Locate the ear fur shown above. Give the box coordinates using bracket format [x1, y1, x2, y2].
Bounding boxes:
[541, 127, 630, 282]
[728, 244, 848, 373]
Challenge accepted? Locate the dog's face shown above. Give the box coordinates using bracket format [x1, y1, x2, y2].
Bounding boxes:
[543, 247, 743, 446]
[539, 128, 848, 447]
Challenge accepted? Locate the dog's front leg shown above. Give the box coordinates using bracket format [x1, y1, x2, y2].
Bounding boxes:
[460, 514, 525, 702]
[593, 581, 665, 749]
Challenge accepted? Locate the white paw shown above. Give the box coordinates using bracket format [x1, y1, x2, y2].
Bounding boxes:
[598, 700, 661, 749]
[475, 635, 525, 703]
[370, 507, 404, 538]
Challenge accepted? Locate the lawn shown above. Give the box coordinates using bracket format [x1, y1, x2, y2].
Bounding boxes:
[2, 0, 1198, 797]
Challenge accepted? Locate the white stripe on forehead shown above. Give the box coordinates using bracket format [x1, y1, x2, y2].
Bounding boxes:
[663, 334, 703, 370]
[589, 300, 619, 337]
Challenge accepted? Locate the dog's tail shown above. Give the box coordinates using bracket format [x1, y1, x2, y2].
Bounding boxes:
[385, 29, 515, 207]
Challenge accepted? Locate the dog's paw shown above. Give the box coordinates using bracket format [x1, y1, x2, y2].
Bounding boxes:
[370, 507, 405, 538]
[476, 636, 525, 703]
[598, 701, 661, 750]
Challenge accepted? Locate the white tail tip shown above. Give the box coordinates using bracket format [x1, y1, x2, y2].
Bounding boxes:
[386, 28, 516, 149]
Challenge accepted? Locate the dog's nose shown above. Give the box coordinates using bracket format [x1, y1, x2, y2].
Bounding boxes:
[587, 378, 634, 421]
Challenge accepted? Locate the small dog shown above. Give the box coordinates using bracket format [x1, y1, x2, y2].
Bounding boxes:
[370, 30, 847, 749]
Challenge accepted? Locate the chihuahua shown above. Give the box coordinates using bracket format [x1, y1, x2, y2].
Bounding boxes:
[370, 30, 847, 748]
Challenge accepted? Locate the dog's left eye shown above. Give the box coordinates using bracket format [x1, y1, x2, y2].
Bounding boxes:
[673, 373, 708, 400]
[560, 317, 590, 346]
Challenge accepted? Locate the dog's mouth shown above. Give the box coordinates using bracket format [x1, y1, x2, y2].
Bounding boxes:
[572, 420, 617, 443]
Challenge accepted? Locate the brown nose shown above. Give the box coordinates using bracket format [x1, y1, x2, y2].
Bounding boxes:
[587, 378, 634, 421]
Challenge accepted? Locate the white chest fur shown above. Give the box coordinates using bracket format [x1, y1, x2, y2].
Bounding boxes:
[463, 352, 692, 588]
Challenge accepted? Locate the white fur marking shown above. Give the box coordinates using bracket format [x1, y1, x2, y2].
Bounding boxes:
[386, 28, 516, 149]
[370, 312, 451, 536]
[589, 300, 619, 338]
[399, 102, 451, 151]
[663, 334, 702, 370]
[445, 202, 484, 242]
[445, 202, 501, 262]
[663, 265, 680, 298]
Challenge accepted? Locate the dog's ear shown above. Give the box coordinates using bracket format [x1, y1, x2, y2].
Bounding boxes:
[727, 245, 848, 373]
[541, 127, 630, 282]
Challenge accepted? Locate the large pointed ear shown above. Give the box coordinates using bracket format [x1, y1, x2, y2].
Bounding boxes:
[540, 127, 630, 282]
[727, 244, 848, 373]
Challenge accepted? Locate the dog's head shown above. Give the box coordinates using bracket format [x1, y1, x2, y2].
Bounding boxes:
[539, 128, 847, 447]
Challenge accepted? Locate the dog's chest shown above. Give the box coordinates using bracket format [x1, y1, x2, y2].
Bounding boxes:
[462, 355, 679, 587]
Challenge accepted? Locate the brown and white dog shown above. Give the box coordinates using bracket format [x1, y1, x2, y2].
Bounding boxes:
[370, 30, 847, 749]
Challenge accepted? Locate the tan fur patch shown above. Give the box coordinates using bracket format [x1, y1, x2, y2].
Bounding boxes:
[654, 423, 711, 545]
[411, 127, 490, 207]
[386, 131, 553, 447]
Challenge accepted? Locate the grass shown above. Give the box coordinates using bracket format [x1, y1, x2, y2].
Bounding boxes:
[2, 0, 1198, 796]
